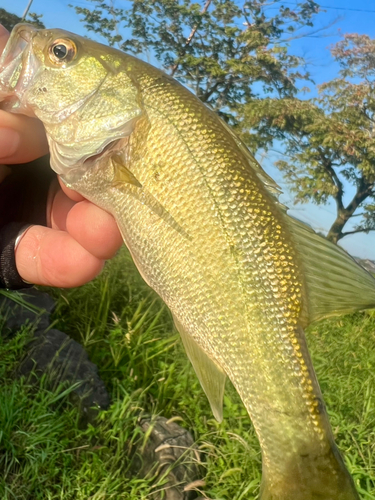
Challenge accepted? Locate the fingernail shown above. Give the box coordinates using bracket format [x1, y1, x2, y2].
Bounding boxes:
[0, 128, 21, 159]
[15, 224, 33, 251]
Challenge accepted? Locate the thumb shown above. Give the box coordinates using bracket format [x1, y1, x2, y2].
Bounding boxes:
[15, 225, 104, 287]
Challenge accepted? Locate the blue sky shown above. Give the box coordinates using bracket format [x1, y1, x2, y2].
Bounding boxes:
[2, 0, 375, 258]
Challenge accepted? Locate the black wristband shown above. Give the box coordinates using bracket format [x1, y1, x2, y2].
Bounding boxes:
[0, 222, 33, 289]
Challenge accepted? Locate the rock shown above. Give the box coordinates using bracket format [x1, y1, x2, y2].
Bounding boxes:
[1, 291, 207, 495]
[0, 287, 56, 335]
[132, 416, 203, 500]
[18, 328, 110, 424]
[0, 288, 111, 424]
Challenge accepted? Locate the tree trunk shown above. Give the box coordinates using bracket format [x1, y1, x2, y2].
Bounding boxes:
[326, 210, 351, 244]
[327, 179, 372, 244]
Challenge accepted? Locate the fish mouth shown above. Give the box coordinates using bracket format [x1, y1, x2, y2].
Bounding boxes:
[0, 24, 39, 114]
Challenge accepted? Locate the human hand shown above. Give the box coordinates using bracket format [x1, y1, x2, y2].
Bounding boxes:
[0, 25, 123, 288]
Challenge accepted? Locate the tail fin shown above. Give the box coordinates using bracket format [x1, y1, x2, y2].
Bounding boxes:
[259, 443, 359, 500]
[286, 214, 375, 326]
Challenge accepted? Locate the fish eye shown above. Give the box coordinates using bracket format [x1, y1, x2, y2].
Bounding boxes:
[48, 39, 77, 64]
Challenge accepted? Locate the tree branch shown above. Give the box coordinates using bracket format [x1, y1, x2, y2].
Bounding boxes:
[345, 177, 374, 215]
[199, 79, 222, 103]
[361, 106, 375, 124]
[317, 147, 344, 211]
[341, 228, 374, 237]
[170, 0, 212, 77]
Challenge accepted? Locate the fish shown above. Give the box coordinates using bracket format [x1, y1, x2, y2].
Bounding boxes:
[1, 24, 374, 499]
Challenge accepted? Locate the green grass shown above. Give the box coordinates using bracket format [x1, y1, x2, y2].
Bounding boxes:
[0, 247, 374, 499]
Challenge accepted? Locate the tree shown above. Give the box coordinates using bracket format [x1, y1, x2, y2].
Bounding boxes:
[243, 33, 375, 244]
[0, 7, 44, 31]
[74, 0, 320, 126]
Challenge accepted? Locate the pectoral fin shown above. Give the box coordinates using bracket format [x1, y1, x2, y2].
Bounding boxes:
[286, 215, 375, 325]
[111, 156, 190, 239]
[173, 316, 226, 422]
[112, 154, 142, 187]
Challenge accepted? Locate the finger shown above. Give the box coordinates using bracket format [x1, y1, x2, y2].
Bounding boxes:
[15, 225, 104, 288]
[50, 185, 123, 257]
[49, 187, 76, 231]
[66, 200, 123, 260]
[0, 25, 9, 54]
[58, 176, 85, 202]
[0, 110, 49, 163]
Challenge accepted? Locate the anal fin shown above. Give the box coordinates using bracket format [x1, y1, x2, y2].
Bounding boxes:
[173, 316, 226, 422]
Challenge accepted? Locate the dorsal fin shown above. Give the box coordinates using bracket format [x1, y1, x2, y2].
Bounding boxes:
[173, 315, 226, 422]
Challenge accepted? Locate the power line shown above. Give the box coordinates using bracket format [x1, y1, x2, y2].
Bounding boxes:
[282, 2, 375, 14]
[319, 4, 375, 13]
[68, 0, 375, 14]
[22, 0, 34, 20]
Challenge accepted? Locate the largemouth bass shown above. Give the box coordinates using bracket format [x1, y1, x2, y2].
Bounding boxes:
[1, 24, 375, 499]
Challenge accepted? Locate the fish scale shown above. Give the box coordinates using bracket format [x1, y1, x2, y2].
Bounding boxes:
[86, 60, 339, 487]
[57, 50, 359, 500]
[1, 25, 371, 499]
